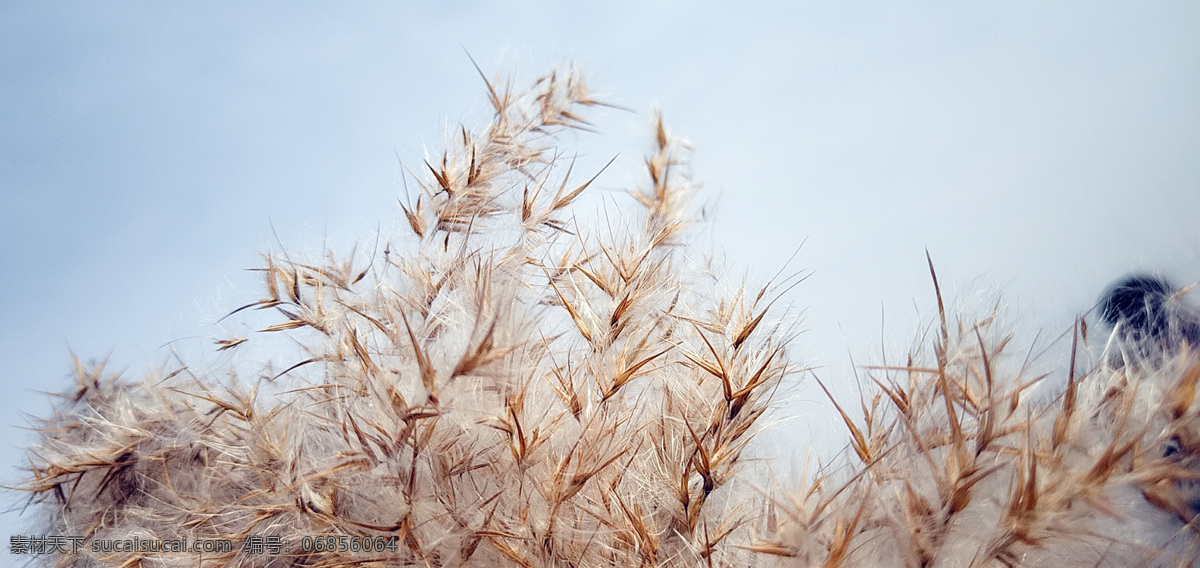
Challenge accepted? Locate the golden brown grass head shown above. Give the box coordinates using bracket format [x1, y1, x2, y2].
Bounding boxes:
[15, 66, 1200, 568]
[751, 264, 1200, 568]
[17, 66, 796, 568]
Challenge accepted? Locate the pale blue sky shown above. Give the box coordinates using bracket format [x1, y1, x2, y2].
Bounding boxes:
[2, 1, 1198, 544]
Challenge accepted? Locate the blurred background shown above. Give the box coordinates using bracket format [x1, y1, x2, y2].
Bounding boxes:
[2, 1, 1198, 544]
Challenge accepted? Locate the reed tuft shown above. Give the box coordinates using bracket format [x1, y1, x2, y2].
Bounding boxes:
[15, 67, 1199, 567]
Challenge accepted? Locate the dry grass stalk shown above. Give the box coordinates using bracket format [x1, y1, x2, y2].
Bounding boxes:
[750, 264, 1200, 567]
[17, 67, 793, 568]
[15, 67, 1200, 568]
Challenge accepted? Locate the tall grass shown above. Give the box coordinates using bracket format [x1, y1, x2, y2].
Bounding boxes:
[16, 67, 1200, 567]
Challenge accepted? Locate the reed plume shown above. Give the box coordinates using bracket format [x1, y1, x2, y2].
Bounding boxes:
[15, 66, 1200, 567]
[18, 66, 794, 567]
[749, 263, 1200, 567]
